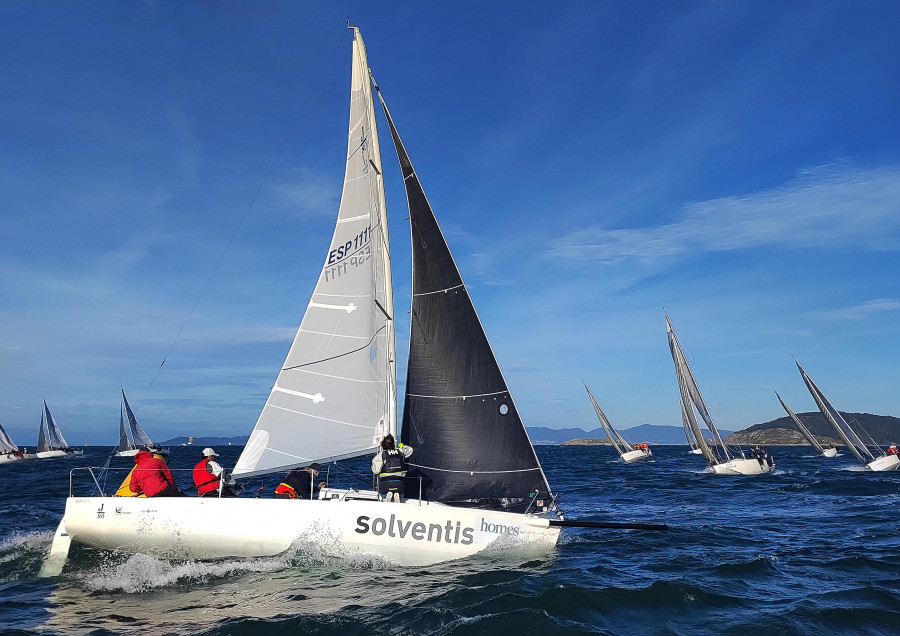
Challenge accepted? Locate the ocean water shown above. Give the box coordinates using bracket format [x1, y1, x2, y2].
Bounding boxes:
[1, 445, 898, 635]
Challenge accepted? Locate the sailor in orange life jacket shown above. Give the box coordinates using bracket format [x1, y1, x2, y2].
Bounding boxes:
[193, 448, 239, 497]
[372, 434, 413, 502]
[274, 463, 325, 499]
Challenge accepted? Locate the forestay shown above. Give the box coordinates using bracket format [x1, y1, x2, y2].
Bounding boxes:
[774, 390, 825, 453]
[376, 89, 551, 513]
[796, 362, 874, 463]
[234, 28, 395, 478]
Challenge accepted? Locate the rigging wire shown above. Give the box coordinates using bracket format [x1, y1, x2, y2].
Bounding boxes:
[143, 120, 301, 403]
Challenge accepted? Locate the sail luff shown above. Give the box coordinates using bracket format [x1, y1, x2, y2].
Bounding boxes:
[44, 401, 69, 450]
[774, 390, 824, 453]
[796, 362, 873, 463]
[377, 88, 552, 511]
[583, 383, 626, 454]
[232, 28, 394, 479]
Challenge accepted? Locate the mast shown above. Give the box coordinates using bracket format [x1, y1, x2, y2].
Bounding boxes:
[376, 88, 552, 513]
[233, 27, 395, 479]
[774, 390, 824, 453]
[795, 361, 874, 463]
[666, 315, 730, 464]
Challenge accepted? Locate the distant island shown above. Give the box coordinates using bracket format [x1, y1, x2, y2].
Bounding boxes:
[725, 412, 900, 445]
[562, 438, 610, 446]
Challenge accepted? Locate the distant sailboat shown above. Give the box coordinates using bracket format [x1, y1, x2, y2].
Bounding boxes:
[774, 390, 837, 457]
[0, 422, 31, 464]
[583, 382, 651, 463]
[666, 314, 772, 475]
[795, 361, 898, 471]
[36, 400, 83, 459]
[114, 388, 166, 457]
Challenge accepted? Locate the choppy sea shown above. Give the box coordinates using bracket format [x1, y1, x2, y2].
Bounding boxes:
[1, 445, 898, 635]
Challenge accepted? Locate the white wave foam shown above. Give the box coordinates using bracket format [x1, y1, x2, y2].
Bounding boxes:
[79, 524, 393, 593]
[0, 530, 54, 564]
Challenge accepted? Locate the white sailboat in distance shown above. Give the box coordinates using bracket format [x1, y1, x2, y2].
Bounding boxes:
[44, 27, 666, 576]
[795, 361, 898, 471]
[774, 390, 837, 457]
[35, 400, 83, 459]
[583, 382, 651, 463]
[0, 422, 32, 464]
[113, 388, 167, 457]
[666, 314, 772, 475]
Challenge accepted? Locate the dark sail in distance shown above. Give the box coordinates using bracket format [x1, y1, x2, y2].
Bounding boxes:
[376, 89, 551, 513]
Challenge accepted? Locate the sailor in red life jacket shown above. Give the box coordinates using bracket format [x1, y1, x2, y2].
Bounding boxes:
[372, 434, 413, 502]
[130, 446, 184, 497]
[888, 444, 898, 456]
[193, 448, 239, 497]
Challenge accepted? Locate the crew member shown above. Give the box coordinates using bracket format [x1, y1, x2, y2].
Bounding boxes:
[274, 463, 324, 499]
[372, 434, 413, 502]
[888, 444, 898, 456]
[193, 448, 239, 497]
[129, 446, 183, 497]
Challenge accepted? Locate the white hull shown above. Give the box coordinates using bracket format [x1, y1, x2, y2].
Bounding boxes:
[620, 449, 652, 463]
[711, 458, 771, 475]
[689, 448, 704, 455]
[821, 448, 838, 458]
[36, 450, 69, 459]
[60, 494, 560, 567]
[1, 454, 30, 464]
[867, 454, 900, 472]
[114, 449, 140, 457]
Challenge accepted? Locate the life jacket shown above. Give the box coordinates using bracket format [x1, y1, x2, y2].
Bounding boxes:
[193, 458, 221, 497]
[274, 482, 298, 498]
[379, 448, 406, 477]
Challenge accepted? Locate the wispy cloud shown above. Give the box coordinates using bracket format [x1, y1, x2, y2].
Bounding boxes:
[271, 167, 339, 218]
[548, 163, 900, 263]
[817, 299, 900, 322]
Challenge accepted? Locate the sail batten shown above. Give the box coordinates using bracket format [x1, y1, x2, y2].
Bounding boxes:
[233, 28, 395, 478]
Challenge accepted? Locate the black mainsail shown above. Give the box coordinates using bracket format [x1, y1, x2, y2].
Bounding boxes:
[376, 89, 551, 513]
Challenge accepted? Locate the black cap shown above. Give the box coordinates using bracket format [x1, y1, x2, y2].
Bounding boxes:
[308, 463, 322, 472]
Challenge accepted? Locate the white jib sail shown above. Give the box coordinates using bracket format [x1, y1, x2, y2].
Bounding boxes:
[234, 29, 395, 478]
[0, 423, 19, 453]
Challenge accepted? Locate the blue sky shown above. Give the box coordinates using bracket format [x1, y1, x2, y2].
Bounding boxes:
[1, 1, 898, 446]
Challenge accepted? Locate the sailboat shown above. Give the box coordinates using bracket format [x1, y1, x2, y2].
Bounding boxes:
[774, 390, 837, 457]
[666, 314, 772, 475]
[583, 382, 651, 462]
[113, 388, 166, 457]
[0, 422, 32, 464]
[795, 361, 898, 471]
[35, 400, 83, 459]
[44, 28, 664, 574]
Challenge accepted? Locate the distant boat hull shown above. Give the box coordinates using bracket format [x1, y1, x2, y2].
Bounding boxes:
[711, 458, 771, 475]
[114, 449, 140, 457]
[822, 447, 838, 458]
[867, 454, 900, 472]
[620, 449, 652, 463]
[60, 493, 561, 567]
[36, 450, 70, 459]
[689, 447, 704, 455]
[0, 454, 31, 465]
